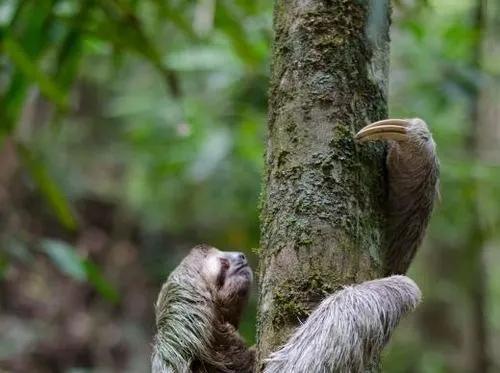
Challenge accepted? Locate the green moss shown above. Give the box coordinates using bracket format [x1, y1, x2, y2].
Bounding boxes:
[277, 150, 290, 167]
[272, 270, 341, 326]
[251, 247, 262, 255]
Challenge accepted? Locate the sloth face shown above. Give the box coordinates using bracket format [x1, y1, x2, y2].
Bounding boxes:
[203, 247, 253, 293]
[200, 246, 253, 326]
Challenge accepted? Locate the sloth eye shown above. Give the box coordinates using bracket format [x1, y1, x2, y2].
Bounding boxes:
[220, 258, 230, 271]
[216, 258, 230, 288]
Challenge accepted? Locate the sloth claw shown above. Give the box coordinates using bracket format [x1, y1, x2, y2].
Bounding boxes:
[355, 118, 411, 143]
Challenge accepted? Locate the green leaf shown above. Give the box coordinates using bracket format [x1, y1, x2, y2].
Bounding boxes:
[0, 0, 56, 133]
[41, 239, 86, 281]
[2, 36, 68, 108]
[53, 0, 94, 90]
[0, 1, 18, 27]
[41, 239, 120, 303]
[17, 143, 78, 231]
[83, 259, 119, 303]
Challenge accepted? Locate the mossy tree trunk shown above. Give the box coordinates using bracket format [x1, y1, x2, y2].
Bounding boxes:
[256, 0, 391, 370]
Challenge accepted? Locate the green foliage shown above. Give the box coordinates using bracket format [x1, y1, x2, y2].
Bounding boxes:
[3, 37, 68, 108]
[40, 239, 119, 302]
[17, 143, 77, 231]
[41, 239, 86, 281]
[0, 0, 270, 307]
[82, 258, 120, 303]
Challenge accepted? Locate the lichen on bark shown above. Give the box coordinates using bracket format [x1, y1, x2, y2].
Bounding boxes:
[256, 0, 391, 370]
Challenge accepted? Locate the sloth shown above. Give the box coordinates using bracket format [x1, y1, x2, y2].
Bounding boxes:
[152, 246, 255, 373]
[152, 118, 439, 373]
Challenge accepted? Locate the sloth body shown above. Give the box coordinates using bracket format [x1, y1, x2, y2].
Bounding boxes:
[152, 247, 255, 372]
[152, 118, 439, 373]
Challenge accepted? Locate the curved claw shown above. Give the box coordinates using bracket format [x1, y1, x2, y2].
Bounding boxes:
[355, 119, 411, 143]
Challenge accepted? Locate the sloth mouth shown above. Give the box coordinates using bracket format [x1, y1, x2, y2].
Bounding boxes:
[232, 263, 252, 279]
[234, 263, 249, 273]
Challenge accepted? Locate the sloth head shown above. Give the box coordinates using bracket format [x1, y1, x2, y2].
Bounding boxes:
[153, 245, 253, 370]
[200, 245, 253, 326]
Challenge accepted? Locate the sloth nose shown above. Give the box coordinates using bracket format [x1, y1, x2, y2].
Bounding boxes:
[238, 253, 247, 264]
[229, 252, 247, 266]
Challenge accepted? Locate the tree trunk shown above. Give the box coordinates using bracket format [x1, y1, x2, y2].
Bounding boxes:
[465, 0, 489, 371]
[256, 0, 391, 370]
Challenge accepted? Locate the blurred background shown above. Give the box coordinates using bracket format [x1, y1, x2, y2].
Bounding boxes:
[0, 0, 499, 372]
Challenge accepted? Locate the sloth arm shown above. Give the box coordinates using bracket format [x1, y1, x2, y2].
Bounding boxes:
[264, 276, 421, 372]
[356, 118, 439, 275]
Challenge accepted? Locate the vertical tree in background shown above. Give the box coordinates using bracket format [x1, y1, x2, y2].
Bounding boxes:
[466, 0, 489, 370]
[257, 0, 391, 369]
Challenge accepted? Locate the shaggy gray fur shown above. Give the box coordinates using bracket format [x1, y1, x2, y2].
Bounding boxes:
[384, 119, 439, 274]
[152, 248, 220, 372]
[264, 275, 421, 373]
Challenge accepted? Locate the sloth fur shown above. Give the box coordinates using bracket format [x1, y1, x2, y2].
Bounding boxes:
[152, 245, 255, 373]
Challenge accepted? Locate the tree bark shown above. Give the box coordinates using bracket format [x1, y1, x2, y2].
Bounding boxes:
[256, 0, 391, 370]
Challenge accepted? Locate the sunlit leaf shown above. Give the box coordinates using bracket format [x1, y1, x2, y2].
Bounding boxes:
[0, 0, 18, 27]
[41, 239, 119, 303]
[41, 239, 86, 281]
